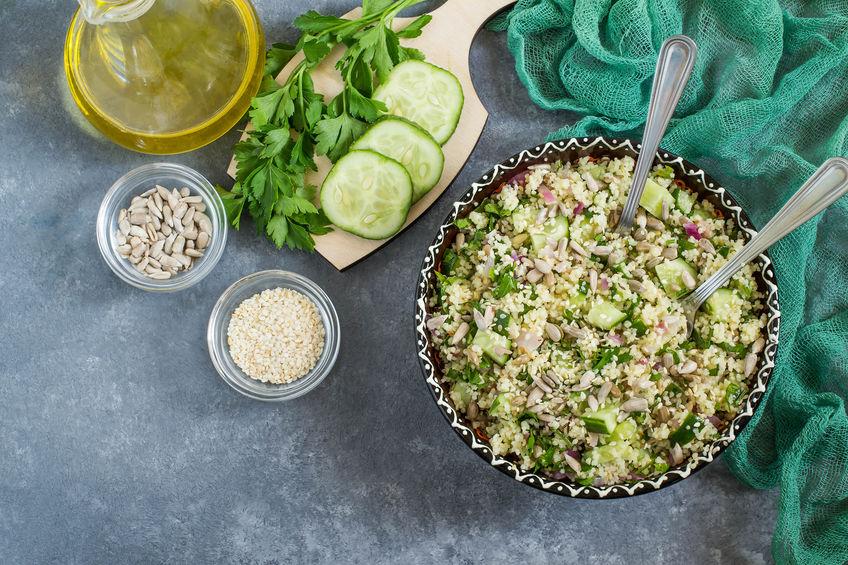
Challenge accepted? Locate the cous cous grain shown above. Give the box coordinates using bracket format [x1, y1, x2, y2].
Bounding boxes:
[227, 287, 325, 384]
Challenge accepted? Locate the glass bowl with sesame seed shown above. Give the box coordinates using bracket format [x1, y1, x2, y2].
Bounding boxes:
[207, 270, 341, 401]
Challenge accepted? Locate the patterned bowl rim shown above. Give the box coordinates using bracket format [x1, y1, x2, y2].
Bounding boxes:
[414, 136, 780, 498]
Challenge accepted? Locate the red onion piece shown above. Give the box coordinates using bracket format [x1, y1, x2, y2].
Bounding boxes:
[652, 362, 663, 370]
[566, 450, 580, 460]
[507, 171, 528, 186]
[707, 415, 723, 428]
[551, 471, 569, 480]
[638, 357, 649, 365]
[600, 277, 610, 291]
[539, 185, 557, 204]
[608, 333, 623, 345]
[573, 202, 585, 217]
[516, 331, 543, 351]
[683, 221, 702, 241]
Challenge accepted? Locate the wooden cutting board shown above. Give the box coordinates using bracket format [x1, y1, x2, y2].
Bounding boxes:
[228, 0, 514, 270]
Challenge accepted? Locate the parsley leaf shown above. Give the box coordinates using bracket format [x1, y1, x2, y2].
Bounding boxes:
[314, 112, 368, 162]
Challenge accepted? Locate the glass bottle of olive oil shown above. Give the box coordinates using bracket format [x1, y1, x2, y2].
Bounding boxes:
[65, 0, 265, 154]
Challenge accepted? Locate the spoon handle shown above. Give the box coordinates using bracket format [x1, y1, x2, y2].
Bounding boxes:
[617, 36, 697, 234]
[684, 157, 848, 310]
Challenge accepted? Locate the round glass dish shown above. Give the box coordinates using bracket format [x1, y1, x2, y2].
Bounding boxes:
[207, 270, 341, 401]
[96, 163, 228, 292]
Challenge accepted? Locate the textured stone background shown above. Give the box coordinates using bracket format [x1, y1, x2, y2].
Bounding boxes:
[0, 1, 777, 563]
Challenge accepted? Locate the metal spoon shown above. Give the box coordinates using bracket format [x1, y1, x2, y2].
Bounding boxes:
[680, 157, 848, 338]
[616, 35, 697, 234]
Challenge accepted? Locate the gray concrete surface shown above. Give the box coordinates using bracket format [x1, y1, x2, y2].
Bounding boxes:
[0, 1, 777, 563]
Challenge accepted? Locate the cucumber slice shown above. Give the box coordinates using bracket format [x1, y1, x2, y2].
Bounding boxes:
[320, 150, 413, 240]
[611, 420, 638, 442]
[351, 117, 444, 202]
[639, 178, 676, 218]
[581, 404, 619, 434]
[691, 206, 712, 220]
[654, 258, 697, 297]
[373, 60, 464, 144]
[669, 412, 704, 446]
[673, 188, 696, 214]
[704, 288, 737, 318]
[586, 299, 627, 330]
[529, 215, 569, 252]
[472, 329, 512, 365]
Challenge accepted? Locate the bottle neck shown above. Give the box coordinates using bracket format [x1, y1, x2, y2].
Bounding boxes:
[77, 0, 156, 24]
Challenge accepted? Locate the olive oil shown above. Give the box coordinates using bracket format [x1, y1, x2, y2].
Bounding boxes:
[65, 0, 265, 154]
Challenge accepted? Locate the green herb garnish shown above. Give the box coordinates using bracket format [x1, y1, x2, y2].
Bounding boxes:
[220, 0, 431, 250]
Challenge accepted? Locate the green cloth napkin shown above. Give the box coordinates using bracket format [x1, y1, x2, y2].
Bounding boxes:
[492, 1, 848, 562]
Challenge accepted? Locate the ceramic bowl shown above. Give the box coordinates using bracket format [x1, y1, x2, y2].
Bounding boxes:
[414, 136, 780, 498]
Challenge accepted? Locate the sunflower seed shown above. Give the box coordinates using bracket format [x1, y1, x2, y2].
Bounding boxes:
[173, 235, 185, 254]
[663, 353, 674, 368]
[172, 253, 192, 268]
[129, 211, 147, 225]
[589, 269, 598, 292]
[129, 226, 148, 240]
[197, 231, 210, 249]
[173, 202, 188, 219]
[564, 453, 582, 473]
[751, 337, 765, 354]
[196, 213, 213, 235]
[147, 257, 161, 270]
[588, 244, 611, 256]
[646, 217, 665, 231]
[163, 232, 176, 254]
[646, 257, 663, 269]
[147, 269, 172, 280]
[426, 314, 447, 331]
[182, 206, 196, 227]
[671, 443, 684, 465]
[699, 238, 716, 254]
[161, 223, 172, 236]
[661, 199, 669, 221]
[656, 406, 670, 422]
[636, 210, 647, 229]
[134, 257, 150, 273]
[610, 384, 622, 398]
[179, 187, 190, 198]
[452, 322, 470, 345]
[627, 280, 646, 294]
[744, 353, 758, 377]
[181, 195, 203, 204]
[473, 309, 488, 330]
[569, 240, 588, 257]
[560, 324, 587, 340]
[635, 241, 653, 253]
[535, 208, 548, 225]
[545, 322, 562, 342]
[681, 270, 697, 289]
[116, 244, 131, 256]
[587, 395, 599, 412]
[526, 387, 545, 405]
[467, 401, 479, 420]
[544, 271, 555, 286]
[194, 203, 207, 213]
[597, 381, 613, 404]
[678, 360, 697, 374]
[146, 198, 163, 219]
[182, 224, 198, 240]
[533, 376, 553, 394]
[633, 227, 648, 241]
[586, 432, 599, 447]
[526, 269, 544, 283]
[661, 246, 678, 260]
[621, 397, 649, 412]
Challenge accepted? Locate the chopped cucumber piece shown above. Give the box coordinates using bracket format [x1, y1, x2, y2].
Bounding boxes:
[566, 292, 588, 314]
[529, 215, 569, 252]
[373, 60, 464, 144]
[586, 299, 626, 330]
[654, 258, 697, 298]
[581, 404, 619, 435]
[472, 329, 512, 365]
[704, 288, 737, 318]
[669, 412, 704, 446]
[674, 188, 696, 214]
[611, 420, 638, 442]
[590, 443, 630, 464]
[691, 206, 712, 220]
[639, 178, 676, 218]
[320, 150, 413, 240]
[351, 117, 444, 202]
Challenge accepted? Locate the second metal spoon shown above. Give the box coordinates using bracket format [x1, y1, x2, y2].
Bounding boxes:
[680, 157, 848, 338]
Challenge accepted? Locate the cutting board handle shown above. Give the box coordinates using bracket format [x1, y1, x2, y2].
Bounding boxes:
[429, 0, 515, 42]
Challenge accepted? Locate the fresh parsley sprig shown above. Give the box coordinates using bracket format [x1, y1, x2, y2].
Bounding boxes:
[218, 0, 431, 251]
